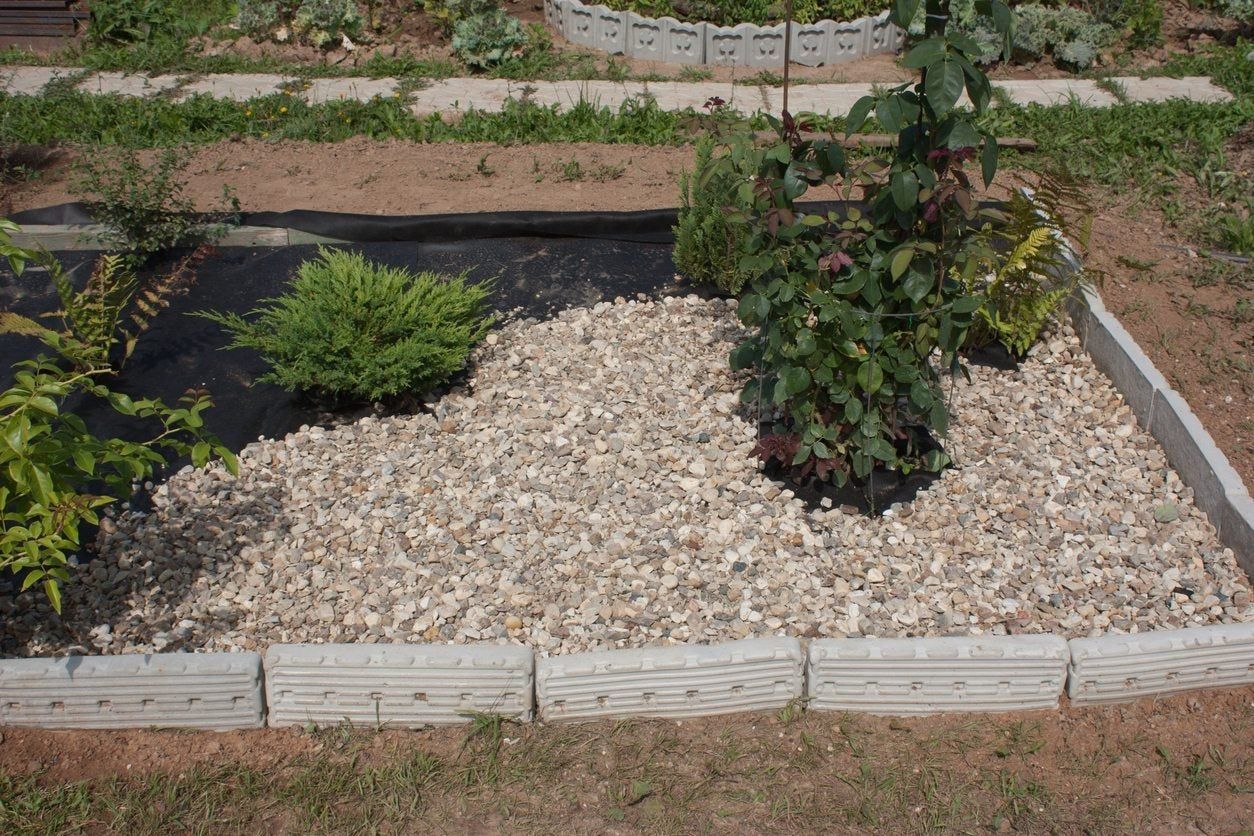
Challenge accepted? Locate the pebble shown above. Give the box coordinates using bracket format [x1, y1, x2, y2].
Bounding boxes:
[2, 296, 1249, 657]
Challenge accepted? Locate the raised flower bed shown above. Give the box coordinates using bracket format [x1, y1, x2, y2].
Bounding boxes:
[543, 0, 905, 67]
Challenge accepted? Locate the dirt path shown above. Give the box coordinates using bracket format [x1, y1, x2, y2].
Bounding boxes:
[1, 687, 1251, 833]
[1, 139, 694, 216]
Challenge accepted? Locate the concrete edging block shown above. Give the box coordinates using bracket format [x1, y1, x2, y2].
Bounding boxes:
[791, 20, 833, 66]
[536, 637, 803, 721]
[1068, 623, 1254, 705]
[1082, 299, 1168, 428]
[264, 644, 534, 728]
[1149, 388, 1247, 522]
[705, 24, 747, 67]
[0, 653, 264, 730]
[592, 5, 627, 54]
[807, 636, 1070, 715]
[550, 0, 896, 67]
[1218, 492, 1254, 578]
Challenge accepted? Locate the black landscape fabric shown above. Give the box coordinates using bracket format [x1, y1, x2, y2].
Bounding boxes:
[0, 214, 691, 459]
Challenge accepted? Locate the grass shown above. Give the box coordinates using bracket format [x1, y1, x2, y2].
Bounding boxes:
[0, 697, 1248, 834]
[0, 91, 692, 147]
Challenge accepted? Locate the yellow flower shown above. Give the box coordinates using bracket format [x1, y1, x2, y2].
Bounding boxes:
[245, 109, 253, 117]
[280, 106, 287, 113]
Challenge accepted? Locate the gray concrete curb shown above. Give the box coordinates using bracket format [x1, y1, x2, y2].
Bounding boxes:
[1067, 622, 1254, 705]
[263, 644, 535, 728]
[543, 0, 903, 67]
[1072, 284, 1254, 579]
[807, 636, 1070, 715]
[0, 652, 264, 729]
[535, 636, 804, 721]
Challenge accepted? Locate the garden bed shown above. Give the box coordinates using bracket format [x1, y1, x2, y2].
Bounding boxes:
[1, 286, 1249, 657]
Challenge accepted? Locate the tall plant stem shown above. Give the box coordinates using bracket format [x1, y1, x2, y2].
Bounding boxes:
[782, 0, 793, 115]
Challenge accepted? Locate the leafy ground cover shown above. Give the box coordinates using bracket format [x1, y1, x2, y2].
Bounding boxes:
[0, 687, 1250, 834]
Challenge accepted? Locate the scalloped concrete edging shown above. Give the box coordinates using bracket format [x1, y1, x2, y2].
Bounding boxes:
[1, 235, 1253, 729]
[264, 644, 534, 727]
[807, 636, 1070, 715]
[536, 636, 804, 721]
[1067, 623, 1254, 705]
[0, 653, 264, 729]
[542, 0, 904, 67]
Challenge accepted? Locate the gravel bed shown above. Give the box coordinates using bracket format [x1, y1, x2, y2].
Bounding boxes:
[3, 295, 1251, 657]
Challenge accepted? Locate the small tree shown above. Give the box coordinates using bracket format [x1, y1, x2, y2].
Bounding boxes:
[725, 0, 1012, 498]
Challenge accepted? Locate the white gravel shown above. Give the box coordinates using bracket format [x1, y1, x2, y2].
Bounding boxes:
[3, 295, 1250, 657]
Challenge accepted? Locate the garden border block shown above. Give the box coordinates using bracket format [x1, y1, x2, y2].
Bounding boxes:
[535, 637, 803, 721]
[0, 653, 264, 730]
[807, 636, 1070, 715]
[1067, 623, 1254, 705]
[263, 643, 534, 728]
[544, 0, 901, 67]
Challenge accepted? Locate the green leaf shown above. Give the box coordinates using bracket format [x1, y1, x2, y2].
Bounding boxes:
[890, 170, 919, 212]
[782, 366, 811, 396]
[890, 247, 915, 280]
[902, 269, 934, 302]
[910, 379, 934, 410]
[892, 0, 922, 29]
[869, 438, 897, 462]
[27, 396, 58, 416]
[924, 59, 964, 117]
[902, 37, 946, 69]
[44, 578, 61, 613]
[856, 360, 884, 393]
[981, 133, 999, 187]
[845, 95, 875, 136]
[71, 448, 96, 475]
[844, 398, 864, 423]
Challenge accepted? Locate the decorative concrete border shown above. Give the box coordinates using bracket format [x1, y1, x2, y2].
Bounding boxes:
[265, 644, 534, 727]
[0, 224, 1252, 730]
[1067, 623, 1254, 705]
[808, 636, 1070, 715]
[1067, 287, 1254, 579]
[542, 0, 903, 67]
[0, 653, 264, 729]
[536, 637, 803, 721]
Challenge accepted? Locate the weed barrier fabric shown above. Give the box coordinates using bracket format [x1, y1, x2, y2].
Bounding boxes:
[0, 224, 689, 461]
[7, 203, 683, 244]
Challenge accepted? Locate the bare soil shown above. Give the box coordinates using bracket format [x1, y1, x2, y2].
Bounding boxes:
[1083, 192, 1253, 485]
[0, 687, 1251, 833]
[0, 139, 694, 215]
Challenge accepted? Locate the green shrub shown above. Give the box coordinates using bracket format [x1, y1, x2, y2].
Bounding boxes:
[199, 248, 495, 403]
[236, 0, 361, 47]
[1220, 0, 1253, 25]
[88, 0, 174, 45]
[423, 0, 499, 32]
[1012, 4, 1116, 69]
[236, 0, 283, 38]
[452, 8, 528, 69]
[71, 146, 237, 264]
[673, 137, 752, 295]
[913, 1, 1118, 69]
[293, 0, 362, 47]
[0, 222, 235, 612]
[725, 0, 1010, 499]
[963, 189, 1088, 356]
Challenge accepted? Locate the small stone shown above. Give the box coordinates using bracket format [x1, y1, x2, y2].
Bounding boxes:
[504, 615, 523, 630]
